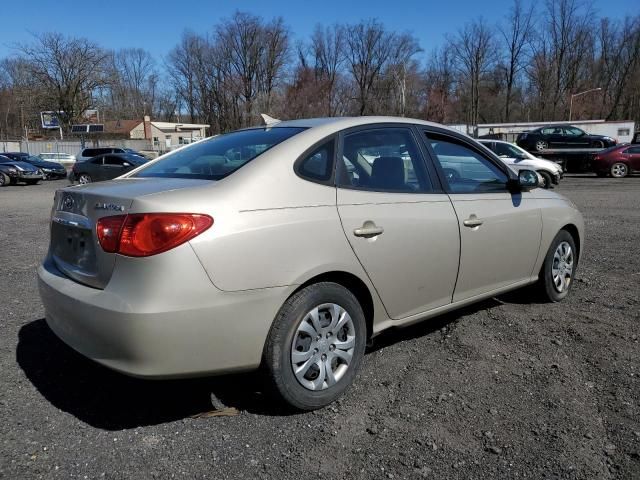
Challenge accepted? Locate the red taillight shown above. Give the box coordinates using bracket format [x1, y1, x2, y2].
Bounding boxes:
[96, 213, 213, 257]
[96, 215, 126, 253]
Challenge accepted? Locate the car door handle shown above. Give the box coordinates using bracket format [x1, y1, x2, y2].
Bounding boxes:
[463, 215, 483, 228]
[353, 223, 384, 238]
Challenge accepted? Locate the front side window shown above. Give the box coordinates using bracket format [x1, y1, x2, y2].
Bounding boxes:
[104, 156, 125, 166]
[426, 133, 508, 193]
[626, 146, 640, 154]
[564, 127, 584, 136]
[135, 127, 305, 180]
[297, 140, 334, 182]
[493, 142, 523, 158]
[336, 128, 431, 193]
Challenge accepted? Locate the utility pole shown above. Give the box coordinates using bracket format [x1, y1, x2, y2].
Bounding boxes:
[569, 88, 602, 121]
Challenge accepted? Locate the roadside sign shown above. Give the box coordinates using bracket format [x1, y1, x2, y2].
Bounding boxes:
[40, 111, 62, 129]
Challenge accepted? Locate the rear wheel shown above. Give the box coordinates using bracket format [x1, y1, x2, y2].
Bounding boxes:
[0, 173, 8, 187]
[78, 173, 92, 184]
[538, 171, 553, 189]
[610, 162, 628, 178]
[537, 230, 577, 302]
[263, 282, 367, 410]
[535, 140, 549, 152]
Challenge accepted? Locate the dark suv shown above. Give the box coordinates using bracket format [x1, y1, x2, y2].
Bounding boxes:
[516, 125, 616, 152]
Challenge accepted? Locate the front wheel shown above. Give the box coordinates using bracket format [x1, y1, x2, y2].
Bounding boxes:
[263, 282, 367, 410]
[610, 162, 628, 178]
[537, 230, 577, 302]
[538, 171, 553, 189]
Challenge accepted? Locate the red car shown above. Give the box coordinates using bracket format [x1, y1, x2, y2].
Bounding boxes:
[592, 144, 640, 178]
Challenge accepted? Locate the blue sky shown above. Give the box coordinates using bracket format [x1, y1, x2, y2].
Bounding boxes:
[1, 0, 638, 63]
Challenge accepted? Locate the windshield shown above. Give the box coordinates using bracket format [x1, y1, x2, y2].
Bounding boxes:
[134, 127, 306, 180]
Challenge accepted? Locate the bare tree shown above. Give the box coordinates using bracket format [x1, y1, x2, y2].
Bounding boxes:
[498, 0, 535, 121]
[167, 31, 202, 122]
[18, 33, 109, 128]
[343, 20, 395, 115]
[310, 24, 345, 115]
[449, 19, 497, 126]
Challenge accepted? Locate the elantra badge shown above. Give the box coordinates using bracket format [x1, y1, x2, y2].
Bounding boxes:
[94, 202, 125, 212]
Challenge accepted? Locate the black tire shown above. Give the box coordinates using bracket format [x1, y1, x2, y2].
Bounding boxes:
[0, 173, 8, 187]
[538, 171, 553, 189]
[592, 140, 605, 149]
[263, 282, 367, 410]
[535, 140, 549, 152]
[537, 230, 578, 302]
[610, 162, 629, 178]
[78, 173, 92, 184]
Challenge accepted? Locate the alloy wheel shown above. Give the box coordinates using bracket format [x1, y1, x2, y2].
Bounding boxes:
[552, 241, 574, 293]
[535, 140, 548, 151]
[610, 163, 628, 178]
[291, 303, 355, 391]
[78, 174, 92, 184]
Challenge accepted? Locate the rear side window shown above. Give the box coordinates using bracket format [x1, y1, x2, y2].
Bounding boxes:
[90, 157, 104, 165]
[135, 127, 305, 180]
[296, 140, 334, 183]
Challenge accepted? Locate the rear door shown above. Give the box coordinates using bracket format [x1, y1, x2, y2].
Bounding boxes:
[102, 155, 128, 180]
[336, 126, 460, 319]
[422, 129, 542, 302]
[542, 127, 564, 148]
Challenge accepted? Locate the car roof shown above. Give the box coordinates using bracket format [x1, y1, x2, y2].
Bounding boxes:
[273, 116, 459, 132]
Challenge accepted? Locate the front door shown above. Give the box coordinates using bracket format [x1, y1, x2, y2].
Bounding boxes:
[336, 126, 460, 319]
[424, 130, 542, 302]
[625, 146, 640, 170]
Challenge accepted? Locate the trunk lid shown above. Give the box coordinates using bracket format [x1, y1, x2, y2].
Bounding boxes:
[49, 178, 212, 289]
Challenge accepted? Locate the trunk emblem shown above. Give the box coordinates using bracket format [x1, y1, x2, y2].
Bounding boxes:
[62, 194, 75, 211]
[94, 202, 125, 212]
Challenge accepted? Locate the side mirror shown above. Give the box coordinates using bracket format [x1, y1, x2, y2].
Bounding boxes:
[507, 169, 539, 192]
[518, 169, 539, 189]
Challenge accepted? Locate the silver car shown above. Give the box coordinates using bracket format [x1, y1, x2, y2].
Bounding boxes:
[38, 117, 584, 410]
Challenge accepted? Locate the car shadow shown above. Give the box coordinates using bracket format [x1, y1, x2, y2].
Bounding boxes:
[16, 319, 291, 430]
[18, 300, 502, 430]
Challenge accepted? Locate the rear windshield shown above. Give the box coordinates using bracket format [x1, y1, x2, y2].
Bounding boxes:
[134, 127, 305, 180]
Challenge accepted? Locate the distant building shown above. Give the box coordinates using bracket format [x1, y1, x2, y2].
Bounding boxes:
[105, 116, 209, 150]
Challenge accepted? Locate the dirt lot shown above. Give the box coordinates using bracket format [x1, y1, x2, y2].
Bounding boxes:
[0, 176, 638, 479]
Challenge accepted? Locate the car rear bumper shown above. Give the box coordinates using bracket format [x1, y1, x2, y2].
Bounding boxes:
[37, 255, 288, 378]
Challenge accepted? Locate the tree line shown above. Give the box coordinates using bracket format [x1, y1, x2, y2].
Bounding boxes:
[1, 0, 639, 139]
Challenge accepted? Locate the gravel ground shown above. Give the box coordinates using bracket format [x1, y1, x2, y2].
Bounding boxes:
[0, 176, 638, 479]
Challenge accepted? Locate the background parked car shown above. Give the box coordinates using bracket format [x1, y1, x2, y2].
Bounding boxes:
[592, 144, 640, 178]
[1, 152, 67, 179]
[38, 152, 76, 169]
[69, 153, 148, 184]
[76, 147, 147, 162]
[516, 125, 616, 152]
[479, 140, 563, 188]
[0, 155, 44, 185]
